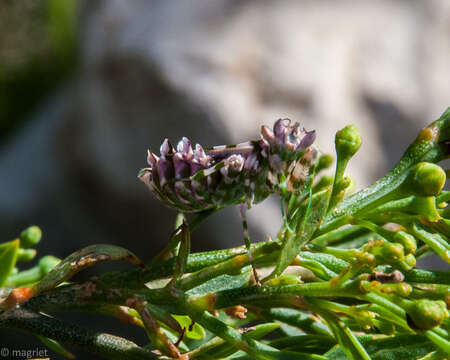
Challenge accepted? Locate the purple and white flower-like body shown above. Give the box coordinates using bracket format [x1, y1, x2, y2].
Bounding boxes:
[138, 119, 317, 212]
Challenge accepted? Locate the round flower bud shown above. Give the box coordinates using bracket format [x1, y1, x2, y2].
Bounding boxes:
[406, 299, 449, 331]
[404, 253, 416, 268]
[396, 282, 413, 297]
[316, 154, 334, 173]
[17, 248, 37, 262]
[38, 255, 61, 275]
[19, 226, 42, 249]
[335, 125, 362, 159]
[405, 162, 446, 197]
[379, 242, 405, 263]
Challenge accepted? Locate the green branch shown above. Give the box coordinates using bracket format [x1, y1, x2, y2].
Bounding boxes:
[0, 308, 157, 360]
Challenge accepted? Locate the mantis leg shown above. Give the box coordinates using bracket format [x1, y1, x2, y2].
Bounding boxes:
[153, 208, 218, 264]
[239, 203, 260, 285]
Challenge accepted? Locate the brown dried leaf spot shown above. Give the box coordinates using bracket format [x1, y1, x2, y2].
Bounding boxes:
[224, 305, 247, 319]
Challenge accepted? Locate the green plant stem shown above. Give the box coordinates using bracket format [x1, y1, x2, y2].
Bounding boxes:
[425, 330, 450, 355]
[96, 239, 448, 292]
[192, 323, 280, 359]
[411, 223, 450, 263]
[311, 225, 367, 246]
[307, 298, 371, 360]
[0, 308, 157, 359]
[319, 108, 450, 234]
[208, 280, 361, 310]
[177, 242, 280, 291]
[190, 310, 281, 360]
[101, 240, 278, 288]
[261, 308, 332, 336]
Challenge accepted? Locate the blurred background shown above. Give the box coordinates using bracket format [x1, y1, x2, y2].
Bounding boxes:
[1, 0, 449, 358]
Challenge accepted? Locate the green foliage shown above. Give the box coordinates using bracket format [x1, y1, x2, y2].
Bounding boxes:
[171, 315, 206, 340]
[0, 240, 19, 286]
[0, 108, 450, 359]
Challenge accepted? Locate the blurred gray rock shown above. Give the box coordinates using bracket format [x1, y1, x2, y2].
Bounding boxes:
[1, 0, 450, 266]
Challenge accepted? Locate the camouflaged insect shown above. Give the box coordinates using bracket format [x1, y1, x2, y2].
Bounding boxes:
[138, 119, 318, 212]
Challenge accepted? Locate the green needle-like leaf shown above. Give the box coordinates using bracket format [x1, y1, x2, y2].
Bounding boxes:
[411, 223, 450, 263]
[0, 240, 19, 286]
[37, 335, 75, 359]
[33, 244, 143, 294]
[310, 304, 370, 360]
[172, 220, 190, 282]
[171, 314, 206, 340]
[271, 188, 331, 279]
[325, 334, 435, 360]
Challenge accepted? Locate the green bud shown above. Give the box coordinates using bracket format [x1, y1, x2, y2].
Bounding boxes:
[404, 253, 416, 268]
[437, 201, 447, 208]
[396, 282, 413, 297]
[405, 162, 446, 197]
[379, 242, 405, 263]
[38, 255, 61, 275]
[266, 274, 301, 286]
[406, 299, 448, 330]
[17, 248, 37, 262]
[335, 176, 352, 193]
[393, 231, 417, 254]
[312, 175, 333, 193]
[377, 282, 412, 297]
[330, 125, 361, 213]
[19, 226, 42, 249]
[316, 154, 334, 173]
[365, 240, 415, 270]
[335, 125, 362, 159]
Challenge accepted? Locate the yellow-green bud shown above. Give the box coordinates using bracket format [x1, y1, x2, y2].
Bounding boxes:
[19, 226, 42, 249]
[406, 299, 449, 331]
[393, 231, 417, 254]
[379, 242, 405, 263]
[266, 274, 301, 286]
[404, 253, 416, 268]
[336, 176, 352, 193]
[316, 154, 334, 173]
[38, 255, 60, 275]
[335, 125, 362, 159]
[405, 163, 446, 197]
[17, 248, 37, 262]
[312, 175, 333, 193]
[377, 282, 412, 297]
[396, 282, 413, 297]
